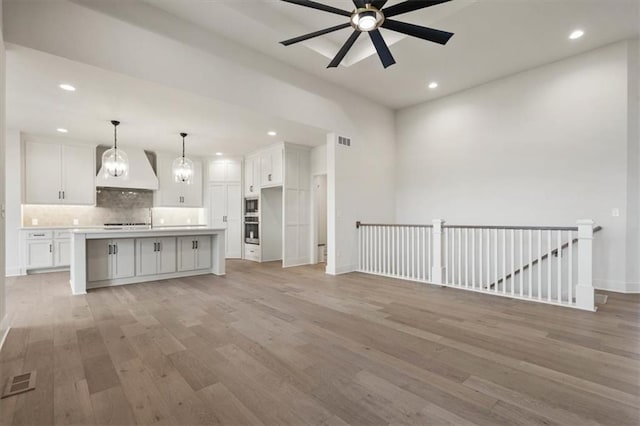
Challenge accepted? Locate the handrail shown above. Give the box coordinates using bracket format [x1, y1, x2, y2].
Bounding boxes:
[489, 226, 602, 288]
[444, 225, 579, 231]
[356, 221, 433, 229]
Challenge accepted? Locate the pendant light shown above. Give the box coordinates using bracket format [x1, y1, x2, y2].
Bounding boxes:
[173, 132, 194, 184]
[102, 120, 129, 179]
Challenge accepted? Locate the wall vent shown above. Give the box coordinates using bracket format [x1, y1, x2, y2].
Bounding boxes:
[337, 136, 351, 147]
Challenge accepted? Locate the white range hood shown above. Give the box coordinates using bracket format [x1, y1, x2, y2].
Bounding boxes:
[96, 146, 159, 190]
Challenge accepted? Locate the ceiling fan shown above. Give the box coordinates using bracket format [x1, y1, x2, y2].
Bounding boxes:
[280, 0, 455, 69]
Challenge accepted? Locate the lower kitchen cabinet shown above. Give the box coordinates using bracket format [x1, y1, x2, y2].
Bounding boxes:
[137, 237, 177, 276]
[177, 236, 212, 271]
[23, 229, 71, 272]
[87, 239, 135, 282]
[54, 239, 71, 267]
[26, 239, 53, 269]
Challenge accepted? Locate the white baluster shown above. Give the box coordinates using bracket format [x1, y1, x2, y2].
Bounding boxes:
[528, 229, 533, 298]
[519, 229, 524, 297]
[479, 229, 483, 289]
[557, 230, 562, 303]
[568, 230, 573, 305]
[547, 230, 552, 302]
[510, 229, 515, 296]
[494, 229, 498, 292]
[537, 229, 542, 300]
[502, 229, 507, 293]
[464, 228, 469, 287]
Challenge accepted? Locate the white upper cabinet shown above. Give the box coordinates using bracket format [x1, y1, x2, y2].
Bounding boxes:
[244, 155, 260, 197]
[155, 153, 203, 207]
[25, 141, 95, 205]
[260, 146, 283, 187]
[208, 158, 241, 183]
[61, 145, 96, 205]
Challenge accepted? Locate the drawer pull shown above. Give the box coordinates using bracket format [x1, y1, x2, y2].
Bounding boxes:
[33, 233, 45, 237]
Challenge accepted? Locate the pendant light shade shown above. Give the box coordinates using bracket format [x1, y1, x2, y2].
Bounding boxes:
[102, 120, 129, 179]
[173, 132, 194, 184]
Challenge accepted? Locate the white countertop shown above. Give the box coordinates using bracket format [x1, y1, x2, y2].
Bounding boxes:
[71, 227, 225, 238]
[21, 224, 207, 231]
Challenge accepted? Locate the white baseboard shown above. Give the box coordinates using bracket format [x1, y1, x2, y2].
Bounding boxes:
[594, 279, 640, 294]
[5, 269, 23, 277]
[0, 316, 10, 352]
[326, 264, 356, 276]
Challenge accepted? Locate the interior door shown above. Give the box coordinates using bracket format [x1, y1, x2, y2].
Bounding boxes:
[226, 184, 242, 258]
[61, 144, 95, 205]
[157, 237, 177, 274]
[87, 239, 111, 282]
[112, 239, 135, 279]
[137, 238, 158, 276]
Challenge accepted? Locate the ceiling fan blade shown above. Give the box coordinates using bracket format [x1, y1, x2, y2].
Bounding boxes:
[281, 23, 352, 46]
[280, 0, 351, 17]
[353, 0, 366, 8]
[382, 19, 454, 45]
[369, 29, 396, 68]
[382, 0, 452, 18]
[371, 0, 389, 9]
[328, 31, 361, 68]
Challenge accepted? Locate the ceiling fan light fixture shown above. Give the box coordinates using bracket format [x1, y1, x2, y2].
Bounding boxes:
[350, 8, 384, 32]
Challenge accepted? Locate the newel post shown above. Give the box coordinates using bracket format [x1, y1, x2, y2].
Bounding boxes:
[431, 219, 445, 285]
[576, 219, 595, 311]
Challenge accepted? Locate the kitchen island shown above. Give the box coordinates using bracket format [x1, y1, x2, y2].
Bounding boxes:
[70, 227, 225, 295]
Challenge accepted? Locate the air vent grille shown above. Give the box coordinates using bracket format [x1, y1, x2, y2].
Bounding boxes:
[2, 371, 37, 399]
[337, 136, 351, 147]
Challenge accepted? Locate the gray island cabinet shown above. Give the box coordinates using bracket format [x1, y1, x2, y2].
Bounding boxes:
[70, 228, 225, 295]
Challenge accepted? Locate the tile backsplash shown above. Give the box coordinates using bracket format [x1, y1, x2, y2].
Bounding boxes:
[22, 205, 204, 227]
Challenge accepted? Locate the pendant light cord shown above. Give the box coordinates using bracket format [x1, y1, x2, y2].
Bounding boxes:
[114, 124, 118, 152]
[182, 135, 185, 160]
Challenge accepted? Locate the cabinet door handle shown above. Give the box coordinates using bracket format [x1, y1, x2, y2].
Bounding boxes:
[58, 191, 61, 199]
[108, 244, 113, 255]
[268, 173, 272, 181]
[195, 240, 198, 250]
[62, 191, 65, 199]
[49, 244, 52, 253]
[157, 242, 161, 252]
[153, 242, 157, 252]
[250, 185, 253, 192]
[114, 244, 118, 255]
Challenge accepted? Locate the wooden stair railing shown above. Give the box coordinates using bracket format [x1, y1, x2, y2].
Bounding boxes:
[488, 226, 602, 289]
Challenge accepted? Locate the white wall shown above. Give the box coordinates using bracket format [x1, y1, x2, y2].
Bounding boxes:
[625, 39, 640, 290]
[4, 130, 19, 276]
[395, 41, 636, 293]
[0, 0, 7, 344]
[3, 0, 397, 275]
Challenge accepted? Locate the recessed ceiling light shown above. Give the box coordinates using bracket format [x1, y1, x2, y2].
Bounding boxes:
[268, 131, 277, 136]
[215, 152, 223, 156]
[59, 84, 76, 92]
[428, 82, 439, 89]
[57, 128, 68, 133]
[569, 29, 584, 40]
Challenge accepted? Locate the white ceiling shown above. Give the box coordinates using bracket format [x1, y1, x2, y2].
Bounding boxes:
[6, 44, 328, 157]
[144, 0, 640, 109]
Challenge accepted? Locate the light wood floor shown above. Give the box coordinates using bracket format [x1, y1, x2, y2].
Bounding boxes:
[1, 261, 638, 426]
